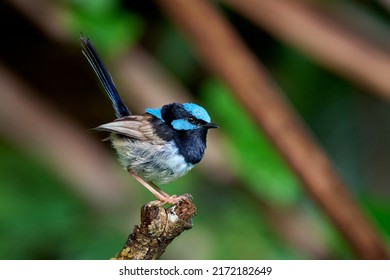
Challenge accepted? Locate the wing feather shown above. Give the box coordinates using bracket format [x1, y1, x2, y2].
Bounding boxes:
[92, 114, 166, 144]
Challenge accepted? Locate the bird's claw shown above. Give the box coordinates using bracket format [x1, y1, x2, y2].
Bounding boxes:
[162, 193, 192, 205]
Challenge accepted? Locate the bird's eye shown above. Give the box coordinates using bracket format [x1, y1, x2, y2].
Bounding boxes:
[187, 117, 195, 123]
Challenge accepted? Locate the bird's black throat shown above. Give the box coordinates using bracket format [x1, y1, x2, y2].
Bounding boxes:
[173, 128, 208, 164]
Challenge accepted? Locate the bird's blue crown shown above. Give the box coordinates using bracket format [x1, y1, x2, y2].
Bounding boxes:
[182, 103, 211, 123]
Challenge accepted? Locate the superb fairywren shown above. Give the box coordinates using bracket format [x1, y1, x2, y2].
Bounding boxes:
[81, 35, 218, 204]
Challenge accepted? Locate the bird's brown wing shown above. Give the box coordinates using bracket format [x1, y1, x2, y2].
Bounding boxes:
[92, 114, 165, 144]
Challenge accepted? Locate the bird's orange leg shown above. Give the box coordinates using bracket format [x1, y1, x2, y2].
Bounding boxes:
[128, 169, 191, 205]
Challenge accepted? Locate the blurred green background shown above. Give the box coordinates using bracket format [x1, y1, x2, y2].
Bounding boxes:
[0, 0, 390, 259]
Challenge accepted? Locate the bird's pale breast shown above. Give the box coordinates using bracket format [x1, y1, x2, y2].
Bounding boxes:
[111, 135, 193, 184]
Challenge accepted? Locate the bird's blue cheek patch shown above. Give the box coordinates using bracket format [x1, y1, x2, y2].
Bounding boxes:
[171, 119, 197, 130]
[145, 107, 163, 121]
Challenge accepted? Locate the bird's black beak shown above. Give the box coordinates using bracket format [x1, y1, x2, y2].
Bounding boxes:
[203, 122, 219, 129]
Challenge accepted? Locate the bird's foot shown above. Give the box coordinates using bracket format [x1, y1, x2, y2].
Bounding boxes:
[160, 193, 192, 205]
[145, 193, 192, 207]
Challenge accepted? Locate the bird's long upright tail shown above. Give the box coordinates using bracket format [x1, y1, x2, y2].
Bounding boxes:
[80, 35, 131, 118]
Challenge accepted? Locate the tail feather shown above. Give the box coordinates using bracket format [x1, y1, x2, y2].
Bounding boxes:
[80, 35, 131, 118]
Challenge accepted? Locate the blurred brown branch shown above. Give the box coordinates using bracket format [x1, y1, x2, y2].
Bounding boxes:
[156, 0, 389, 259]
[0, 63, 131, 209]
[113, 200, 196, 260]
[377, 0, 390, 13]
[223, 0, 390, 100]
[7, 0, 69, 42]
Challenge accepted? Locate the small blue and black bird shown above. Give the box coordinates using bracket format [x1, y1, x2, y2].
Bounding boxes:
[80, 35, 218, 204]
